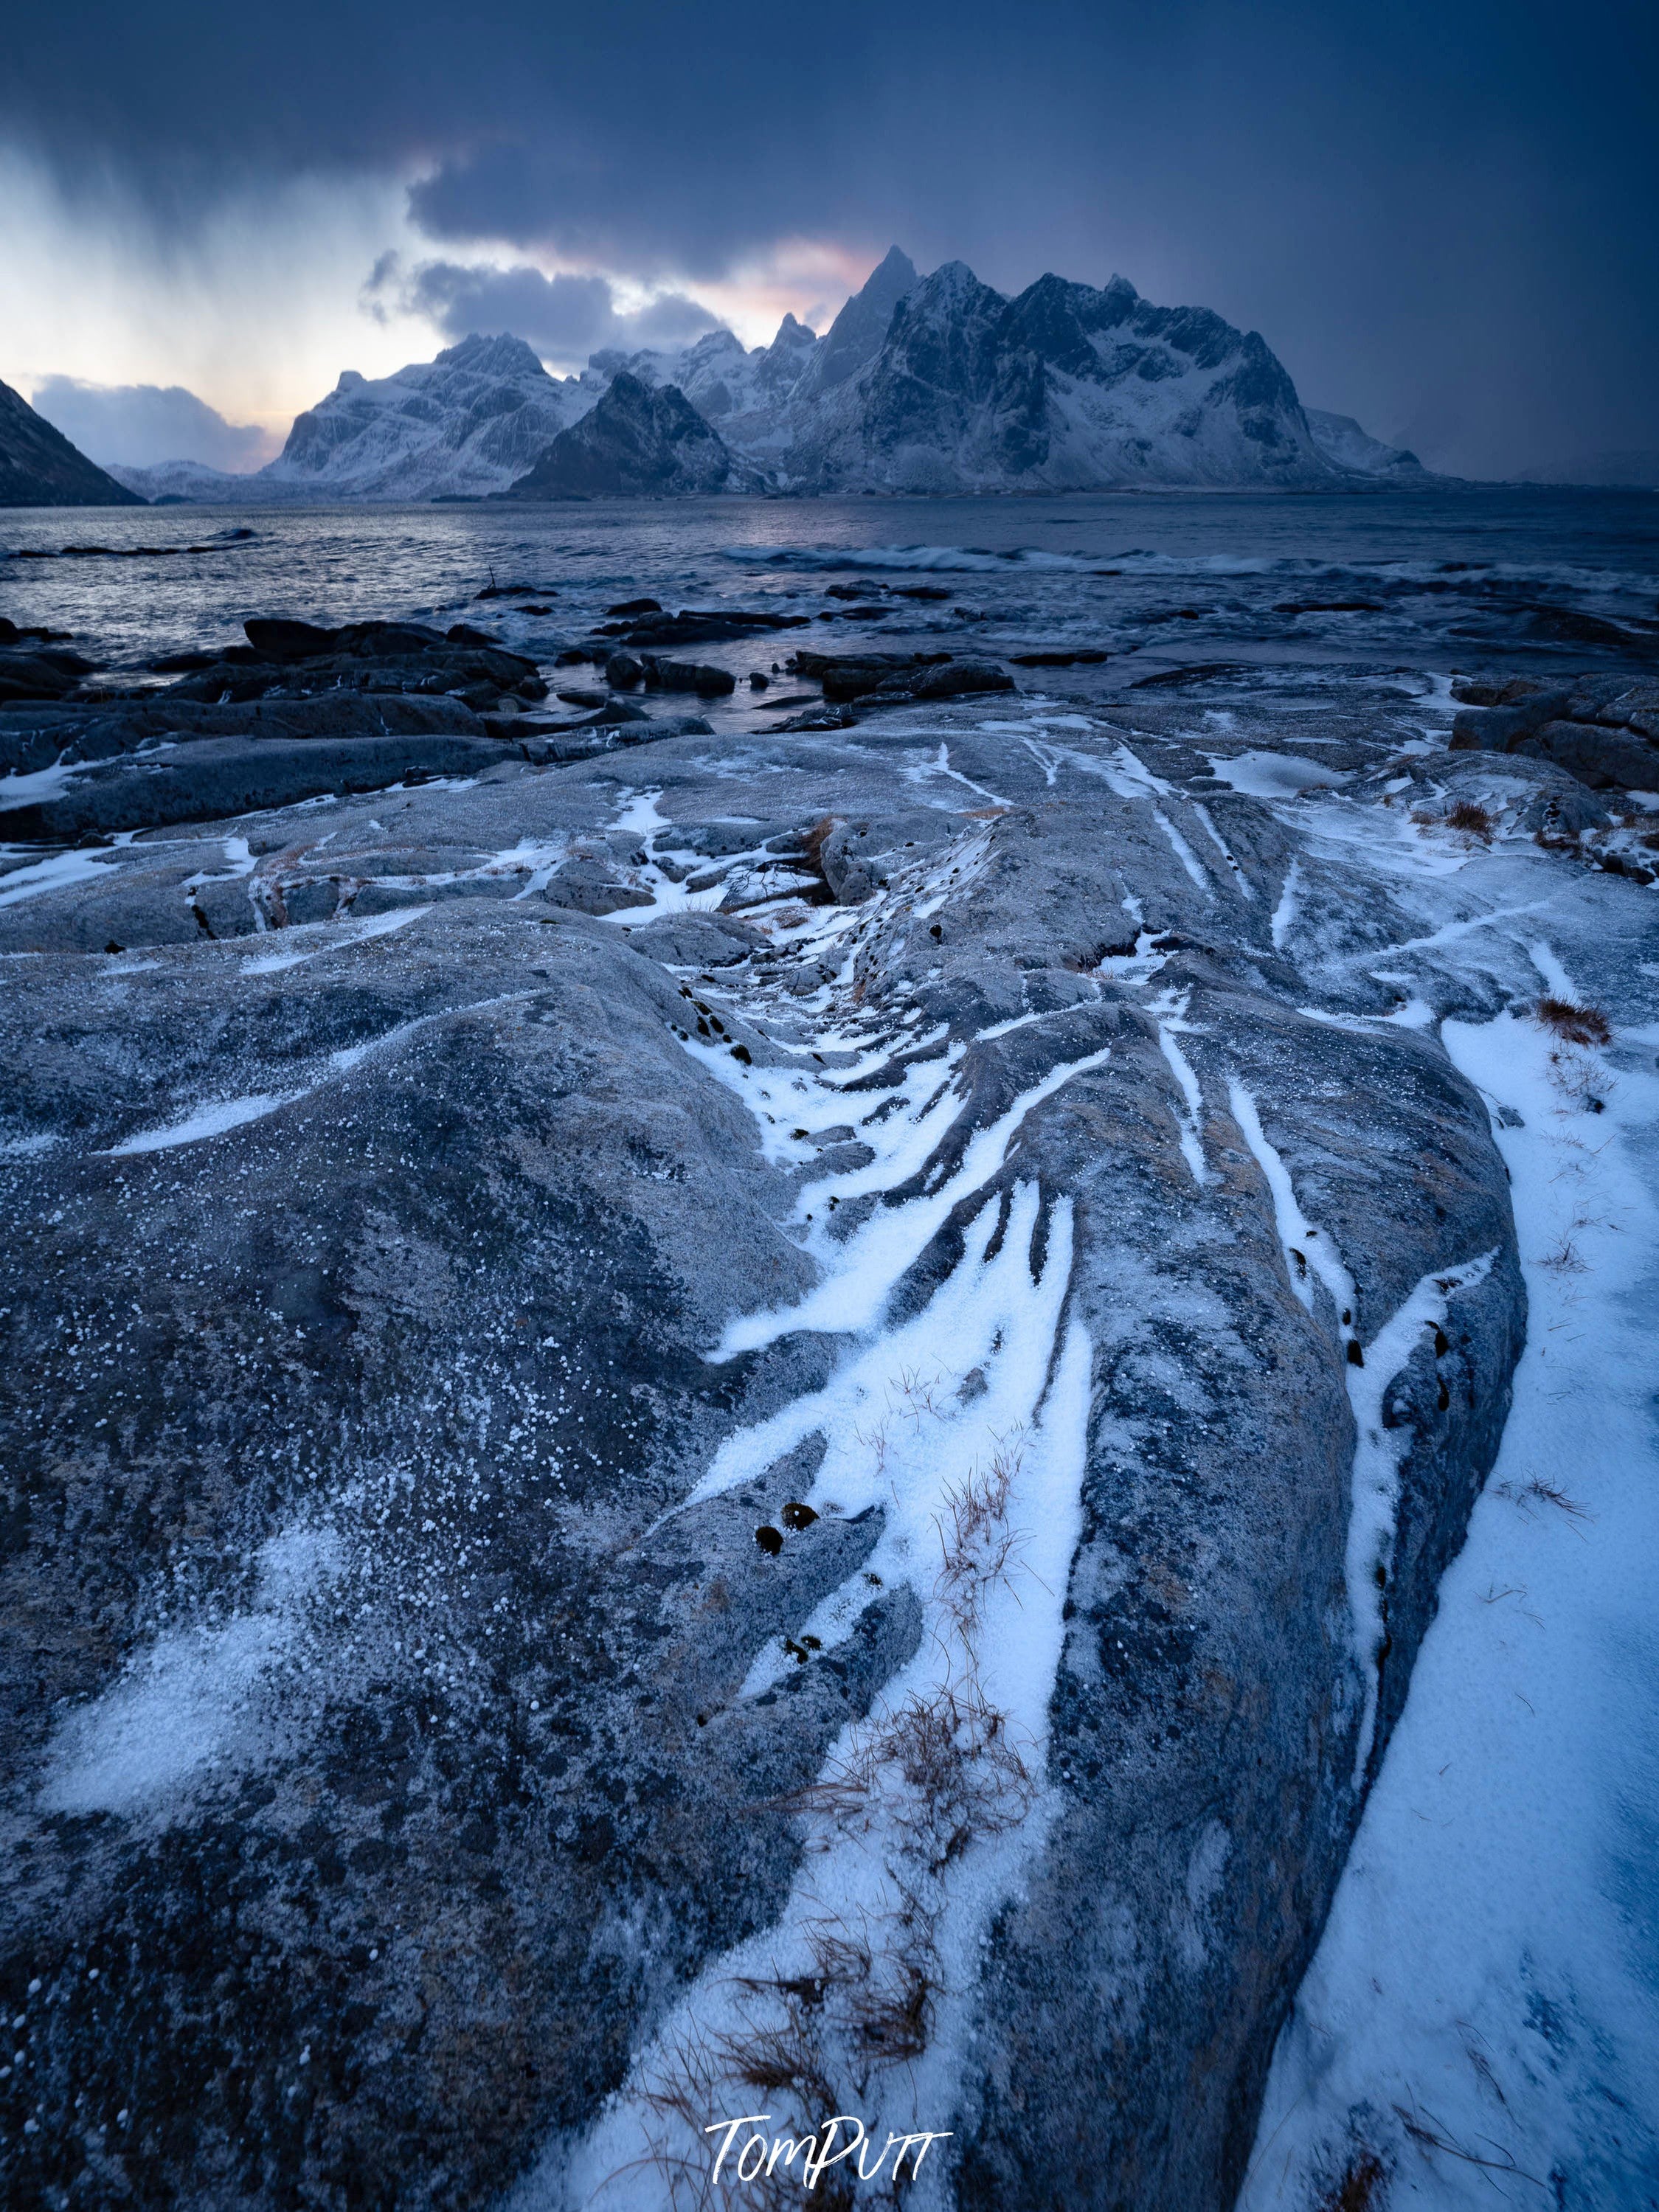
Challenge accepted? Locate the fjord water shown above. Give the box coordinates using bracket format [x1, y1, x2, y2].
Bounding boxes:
[1, 485, 1655, 685]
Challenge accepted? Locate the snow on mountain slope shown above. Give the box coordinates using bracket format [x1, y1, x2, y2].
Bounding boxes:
[260, 333, 588, 500]
[125, 252, 1405, 502]
[786, 263, 1338, 491]
[602, 254, 1341, 492]
[594, 312, 821, 428]
[499, 371, 752, 497]
[105, 459, 311, 503]
[1305, 406, 1428, 478]
[793, 243, 920, 397]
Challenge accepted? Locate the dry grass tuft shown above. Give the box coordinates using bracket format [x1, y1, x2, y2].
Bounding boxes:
[635, 2011, 847, 2212]
[1538, 1231, 1588, 1275]
[633, 1896, 945, 2211]
[1390, 2103, 1545, 2185]
[853, 1415, 892, 1483]
[1318, 2148, 1388, 2212]
[934, 1436, 1026, 1632]
[767, 1674, 1035, 1866]
[893, 1365, 951, 1426]
[850, 1951, 935, 2063]
[1444, 799, 1495, 839]
[1521, 1477, 1590, 1520]
[1534, 995, 1612, 1046]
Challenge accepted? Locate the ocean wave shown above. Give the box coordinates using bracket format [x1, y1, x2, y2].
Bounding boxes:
[720, 542, 1658, 603]
[721, 543, 1109, 572]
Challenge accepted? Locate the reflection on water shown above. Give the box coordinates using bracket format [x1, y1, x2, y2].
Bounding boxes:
[1, 487, 1655, 687]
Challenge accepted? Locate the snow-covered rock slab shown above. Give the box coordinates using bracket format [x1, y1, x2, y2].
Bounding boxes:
[8, 664, 1649, 2208]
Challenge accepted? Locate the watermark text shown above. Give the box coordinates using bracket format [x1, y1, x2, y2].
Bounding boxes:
[704, 2114, 951, 2191]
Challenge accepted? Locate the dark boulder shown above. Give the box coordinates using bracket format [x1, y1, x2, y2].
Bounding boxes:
[244, 617, 343, 660]
[780, 702, 861, 729]
[643, 657, 737, 698]
[0, 645, 95, 703]
[816, 656, 1011, 705]
[601, 609, 811, 648]
[584, 698, 653, 725]
[336, 620, 453, 659]
[244, 617, 465, 664]
[887, 658, 1016, 699]
[168, 631, 546, 712]
[1450, 672, 1659, 788]
[1520, 719, 1659, 789]
[794, 648, 952, 679]
[822, 662, 908, 703]
[0, 617, 75, 645]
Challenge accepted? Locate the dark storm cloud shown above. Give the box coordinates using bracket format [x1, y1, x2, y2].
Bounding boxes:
[27, 376, 276, 469]
[362, 254, 720, 365]
[4, 0, 1655, 473]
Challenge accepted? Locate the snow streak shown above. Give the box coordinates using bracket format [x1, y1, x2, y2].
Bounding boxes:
[1230, 1079, 1495, 1782]
[530, 828, 1099, 2212]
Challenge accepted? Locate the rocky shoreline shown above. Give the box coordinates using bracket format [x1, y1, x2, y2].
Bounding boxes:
[3, 596, 1655, 2208]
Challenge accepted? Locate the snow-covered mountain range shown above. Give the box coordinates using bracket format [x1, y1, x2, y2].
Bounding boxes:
[606, 251, 1408, 494]
[107, 251, 1430, 502]
[109, 335, 589, 504]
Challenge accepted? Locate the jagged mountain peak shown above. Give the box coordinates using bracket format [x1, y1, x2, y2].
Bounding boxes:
[682, 328, 749, 364]
[867, 244, 919, 288]
[501, 370, 746, 499]
[432, 331, 553, 379]
[796, 245, 921, 398]
[777, 253, 1334, 492]
[915, 257, 995, 300]
[872, 262, 1011, 417]
[263, 329, 584, 499]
